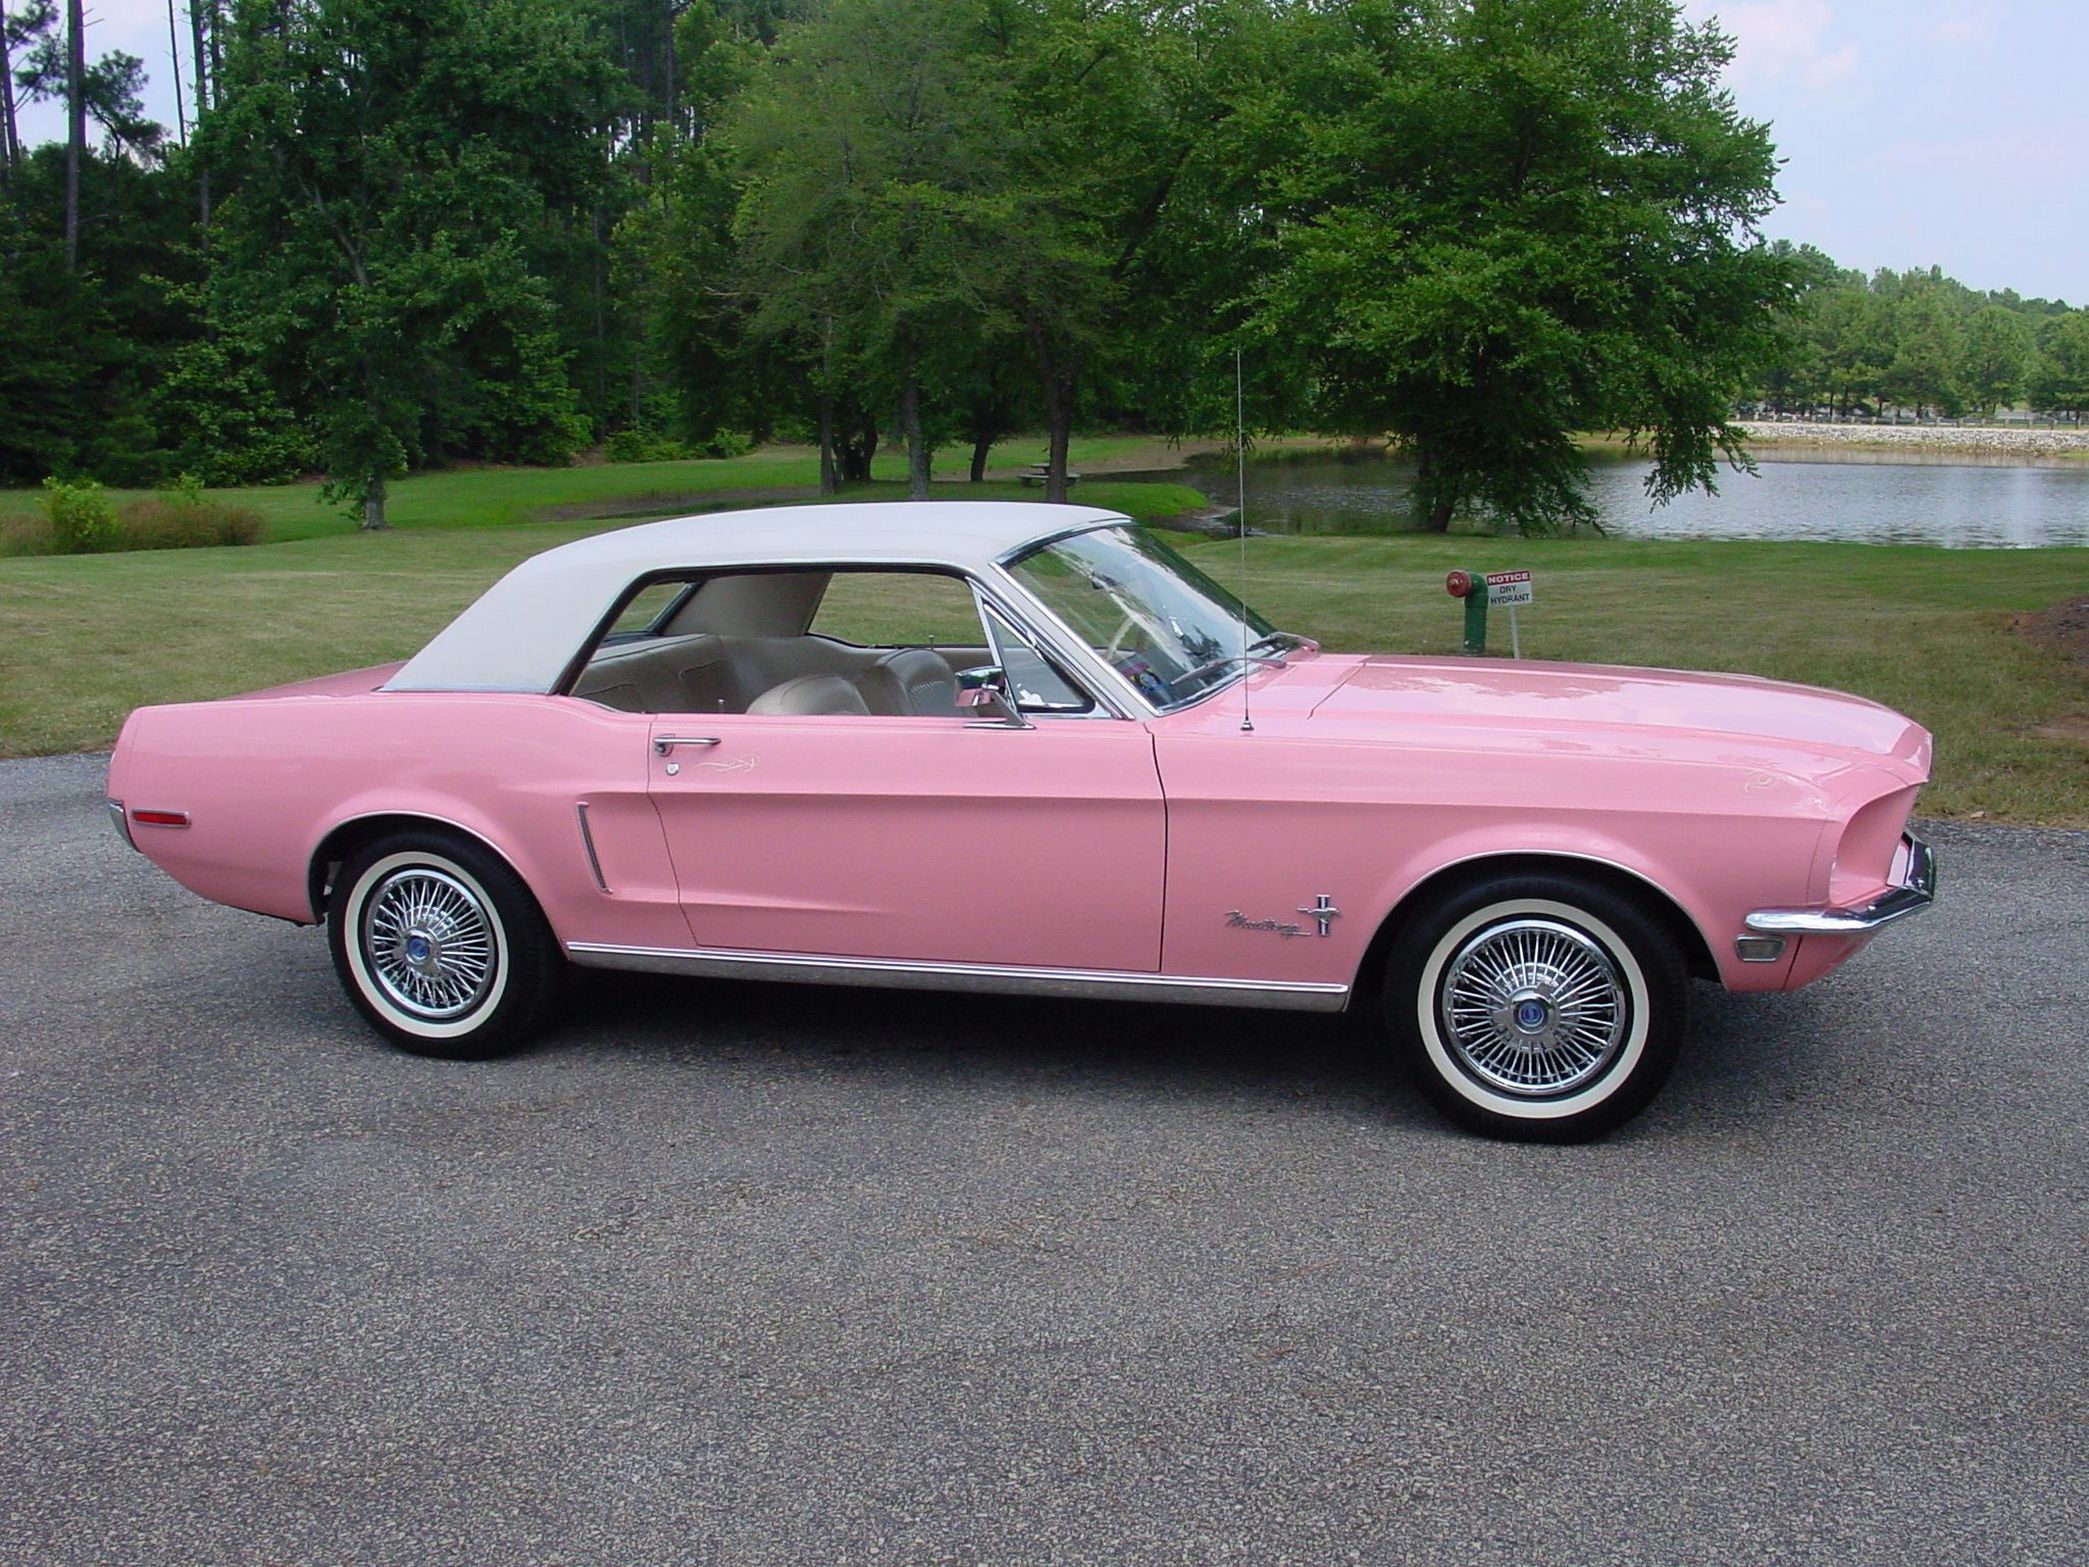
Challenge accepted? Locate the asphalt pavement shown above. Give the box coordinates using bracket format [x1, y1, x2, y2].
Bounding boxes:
[2, 752, 2083, 1566]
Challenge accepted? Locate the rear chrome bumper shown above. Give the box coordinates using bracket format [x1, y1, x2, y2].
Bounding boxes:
[1745, 833, 1936, 937]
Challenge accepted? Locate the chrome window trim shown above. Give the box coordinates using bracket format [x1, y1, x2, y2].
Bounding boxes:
[566, 940, 1350, 1013]
[556, 556, 1009, 700]
[985, 558, 1160, 719]
[555, 557, 1137, 722]
[965, 579, 1128, 721]
[992, 518, 1165, 716]
[995, 515, 1132, 566]
[989, 518, 1283, 720]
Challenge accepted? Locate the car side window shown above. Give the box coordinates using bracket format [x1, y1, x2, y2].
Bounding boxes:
[602, 579, 690, 641]
[982, 604, 1093, 714]
[807, 571, 984, 647]
[567, 566, 1102, 720]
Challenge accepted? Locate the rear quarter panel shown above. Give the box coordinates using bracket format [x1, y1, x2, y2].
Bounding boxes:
[108, 692, 685, 949]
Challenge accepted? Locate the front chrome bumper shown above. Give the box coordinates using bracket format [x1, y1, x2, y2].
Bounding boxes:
[1745, 832, 1936, 937]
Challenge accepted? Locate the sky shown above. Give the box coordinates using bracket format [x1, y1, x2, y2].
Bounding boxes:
[1680, 0, 2087, 302]
[12, 0, 2086, 304]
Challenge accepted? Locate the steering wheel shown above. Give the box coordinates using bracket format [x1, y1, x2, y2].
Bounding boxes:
[1101, 612, 1143, 663]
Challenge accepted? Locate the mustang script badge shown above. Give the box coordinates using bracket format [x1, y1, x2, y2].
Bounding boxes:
[1226, 910, 1307, 939]
[1225, 895, 1342, 940]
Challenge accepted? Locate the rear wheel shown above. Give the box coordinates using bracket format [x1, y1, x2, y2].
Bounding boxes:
[1386, 875, 1686, 1141]
[327, 830, 562, 1059]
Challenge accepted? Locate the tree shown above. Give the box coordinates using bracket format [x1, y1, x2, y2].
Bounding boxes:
[731, 0, 1016, 498]
[150, 302, 311, 483]
[605, 3, 776, 449]
[0, 230, 90, 479]
[60, 0, 75, 264]
[0, 137, 195, 484]
[2028, 310, 2089, 425]
[16, 27, 162, 153]
[1750, 241, 1845, 412]
[953, 334, 1036, 481]
[1956, 304, 2032, 417]
[62, 0, 78, 266]
[2, 2, 58, 194]
[984, 0, 1273, 501]
[1883, 286, 1963, 417]
[13, 0, 166, 255]
[1254, 0, 1789, 533]
[1806, 282, 1894, 417]
[203, 0, 617, 527]
[188, 0, 214, 232]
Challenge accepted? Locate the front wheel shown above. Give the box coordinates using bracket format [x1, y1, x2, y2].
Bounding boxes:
[1386, 876, 1686, 1141]
[327, 830, 563, 1059]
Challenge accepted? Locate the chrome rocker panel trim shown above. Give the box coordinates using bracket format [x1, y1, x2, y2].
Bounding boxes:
[565, 942, 1351, 1012]
[1745, 833, 1936, 936]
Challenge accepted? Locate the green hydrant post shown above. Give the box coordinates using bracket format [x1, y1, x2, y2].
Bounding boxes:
[1445, 569, 1487, 655]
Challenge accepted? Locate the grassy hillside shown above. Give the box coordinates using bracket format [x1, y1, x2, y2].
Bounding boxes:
[4, 517, 2082, 823]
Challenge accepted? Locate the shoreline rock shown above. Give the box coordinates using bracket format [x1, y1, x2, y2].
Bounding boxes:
[1732, 421, 2089, 458]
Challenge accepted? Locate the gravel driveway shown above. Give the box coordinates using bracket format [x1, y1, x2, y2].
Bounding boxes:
[2, 753, 2083, 1566]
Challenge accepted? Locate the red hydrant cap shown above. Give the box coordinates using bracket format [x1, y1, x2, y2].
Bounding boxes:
[1445, 570, 1472, 598]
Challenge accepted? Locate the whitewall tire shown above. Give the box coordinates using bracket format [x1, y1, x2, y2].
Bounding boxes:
[326, 831, 562, 1059]
[1386, 875, 1686, 1141]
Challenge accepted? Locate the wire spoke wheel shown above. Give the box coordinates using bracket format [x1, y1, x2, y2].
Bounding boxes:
[1437, 917, 1628, 1098]
[329, 832, 561, 1060]
[359, 866, 499, 1022]
[1390, 878, 1685, 1141]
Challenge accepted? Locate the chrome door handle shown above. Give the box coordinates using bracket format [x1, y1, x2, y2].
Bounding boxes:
[653, 735, 724, 755]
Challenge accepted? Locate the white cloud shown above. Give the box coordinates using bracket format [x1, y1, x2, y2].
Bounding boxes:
[1702, 0, 1860, 88]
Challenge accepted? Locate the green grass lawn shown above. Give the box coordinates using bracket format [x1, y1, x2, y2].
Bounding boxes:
[0, 435, 1224, 543]
[4, 510, 2082, 823]
[1182, 533, 2089, 825]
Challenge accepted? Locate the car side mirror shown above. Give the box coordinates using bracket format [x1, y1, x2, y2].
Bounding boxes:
[955, 666, 1033, 729]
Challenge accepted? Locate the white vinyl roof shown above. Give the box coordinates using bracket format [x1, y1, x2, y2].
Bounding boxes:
[385, 501, 1129, 694]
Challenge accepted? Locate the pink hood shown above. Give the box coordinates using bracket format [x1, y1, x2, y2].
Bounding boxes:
[1208, 653, 1932, 795]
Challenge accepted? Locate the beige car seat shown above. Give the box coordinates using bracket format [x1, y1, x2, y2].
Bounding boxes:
[746, 673, 872, 717]
[857, 649, 961, 716]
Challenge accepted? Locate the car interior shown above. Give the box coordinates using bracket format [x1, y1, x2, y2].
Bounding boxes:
[567, 567, 1093, 718]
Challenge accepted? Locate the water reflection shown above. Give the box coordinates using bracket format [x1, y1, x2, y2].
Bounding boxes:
[1125, 448, 2089, 548]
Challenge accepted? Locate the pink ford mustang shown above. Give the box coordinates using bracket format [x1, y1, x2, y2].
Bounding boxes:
[107, 503, 1934, 1140]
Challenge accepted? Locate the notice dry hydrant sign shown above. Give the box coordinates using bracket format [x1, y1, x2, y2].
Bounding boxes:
[1485, 569, 1533, 607]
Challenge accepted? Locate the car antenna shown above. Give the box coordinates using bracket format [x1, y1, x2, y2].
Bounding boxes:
[1236, 345, 1253, 734]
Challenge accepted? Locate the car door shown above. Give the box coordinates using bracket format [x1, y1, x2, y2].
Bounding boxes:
[646, 710, 1165, 971]
[634, 566, 1166, 972]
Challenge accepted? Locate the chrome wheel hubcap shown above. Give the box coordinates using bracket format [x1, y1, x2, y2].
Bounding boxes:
[1439, 918, 1627, 1097]
[363, 867, 496, 1020]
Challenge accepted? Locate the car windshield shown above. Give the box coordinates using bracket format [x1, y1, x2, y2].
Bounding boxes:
[1005, 524, 1287, 710]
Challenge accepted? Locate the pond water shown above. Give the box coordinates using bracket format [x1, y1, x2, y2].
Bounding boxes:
[1125, 447, 2089, 548]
